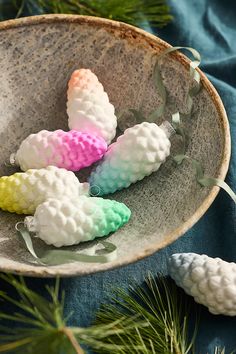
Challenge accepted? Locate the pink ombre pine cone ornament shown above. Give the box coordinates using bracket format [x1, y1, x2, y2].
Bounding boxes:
[10, 130, 107, 172]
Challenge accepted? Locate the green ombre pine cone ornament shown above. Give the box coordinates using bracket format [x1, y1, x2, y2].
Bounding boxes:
[24, 196, 131, 247]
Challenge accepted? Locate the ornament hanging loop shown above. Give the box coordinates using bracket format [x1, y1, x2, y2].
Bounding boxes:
[15, 221, 25, 232]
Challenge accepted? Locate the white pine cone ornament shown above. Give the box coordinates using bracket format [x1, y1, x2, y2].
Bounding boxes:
[168, 253, 236, 316]
[0, 166, 89, 215]
[67, 69, 117, 144]
[24, 196, 131, 247]
[10, 130, 107, 172]
[89, 121, 173, 196]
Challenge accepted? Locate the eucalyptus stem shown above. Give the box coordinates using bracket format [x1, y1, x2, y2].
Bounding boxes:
[61, 327, 85, 354]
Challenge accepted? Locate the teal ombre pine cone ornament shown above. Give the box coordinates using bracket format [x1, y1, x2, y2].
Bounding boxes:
[89, 121, 173, 195]
[24, 196, 131, 247]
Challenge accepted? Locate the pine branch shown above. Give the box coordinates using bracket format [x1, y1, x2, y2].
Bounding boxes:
[61, 328, 85, 354]
[0, 274, 144, 354]
[94, 274, 199, 354]
[0, 0, 173, 28]
[0, 273, 228, 354]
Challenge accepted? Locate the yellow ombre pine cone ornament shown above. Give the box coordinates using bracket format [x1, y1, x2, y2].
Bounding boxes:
[0, 166, 89, 214]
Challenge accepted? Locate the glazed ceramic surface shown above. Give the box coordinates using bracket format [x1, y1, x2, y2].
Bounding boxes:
[0, 15, 230, 276]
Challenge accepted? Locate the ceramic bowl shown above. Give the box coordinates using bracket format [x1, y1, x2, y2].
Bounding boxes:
[0, 15, 230, 277]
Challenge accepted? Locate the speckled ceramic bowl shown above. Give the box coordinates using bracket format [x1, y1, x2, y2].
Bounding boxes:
[0, 15, 230, 277]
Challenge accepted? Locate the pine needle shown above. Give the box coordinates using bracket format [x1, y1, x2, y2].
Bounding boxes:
[0, 273, 230, 354]
[213, 348, 236, 354]
[0, 0, 172, 28]
[94, 273, 199, 354]
[0, 274, 145, 354]
[0, 273, 202, 354]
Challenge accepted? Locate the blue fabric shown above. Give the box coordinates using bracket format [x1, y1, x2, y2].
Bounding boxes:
[1, 0, 236, 353]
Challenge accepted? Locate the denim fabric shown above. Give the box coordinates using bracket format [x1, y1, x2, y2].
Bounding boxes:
[0, 1, 236, 352]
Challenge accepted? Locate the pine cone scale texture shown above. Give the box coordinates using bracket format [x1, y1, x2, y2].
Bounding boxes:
[169, 253, 236, 316]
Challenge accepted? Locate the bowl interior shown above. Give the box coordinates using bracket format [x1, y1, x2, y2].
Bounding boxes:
[0, 15, 229, 276]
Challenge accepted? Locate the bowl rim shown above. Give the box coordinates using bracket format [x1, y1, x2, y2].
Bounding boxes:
[0, 14, 231, 277]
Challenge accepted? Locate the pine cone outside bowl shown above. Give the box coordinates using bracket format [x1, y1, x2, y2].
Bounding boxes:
[168, 253, 236, 316]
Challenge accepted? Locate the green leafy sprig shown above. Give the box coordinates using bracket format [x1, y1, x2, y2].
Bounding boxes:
[0, 0, 172, 28]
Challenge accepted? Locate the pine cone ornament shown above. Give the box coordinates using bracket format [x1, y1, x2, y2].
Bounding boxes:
[24, 196, 131, 247]
[10, 130, 107, 172]
[89, 121, 172, 196]
[0, 166, 89, 214]
[168, 253, 236, 316]
[67, 69, 117, 144]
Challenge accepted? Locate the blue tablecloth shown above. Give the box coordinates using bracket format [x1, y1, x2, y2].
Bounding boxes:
[1, 0, 236, 353]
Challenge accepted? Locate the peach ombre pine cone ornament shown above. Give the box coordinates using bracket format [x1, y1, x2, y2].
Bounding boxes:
[67, 69, 117, 144]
